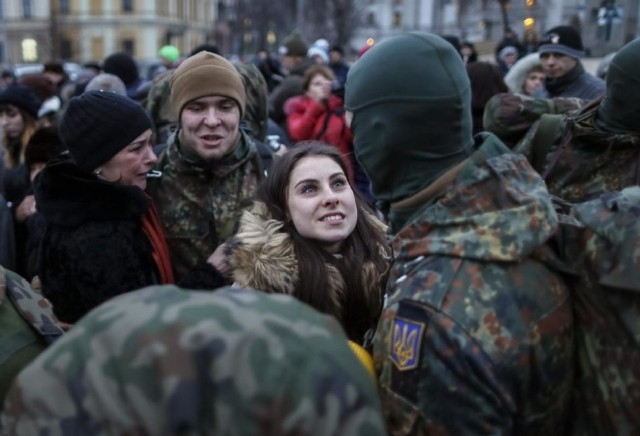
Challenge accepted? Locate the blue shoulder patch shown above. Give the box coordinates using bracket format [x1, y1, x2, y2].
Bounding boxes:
[390, 316, 425, 371]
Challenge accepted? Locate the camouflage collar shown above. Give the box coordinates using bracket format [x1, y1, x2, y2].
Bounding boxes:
[166, 129, 258, 177]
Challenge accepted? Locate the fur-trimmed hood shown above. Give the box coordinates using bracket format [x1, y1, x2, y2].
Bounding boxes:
[504, 52, 542, 95]
[227, 202, 301, 295]
[227, 201, 390, 335]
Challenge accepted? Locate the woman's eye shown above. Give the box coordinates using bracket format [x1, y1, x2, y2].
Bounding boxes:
[301, 184, 316, 194]
[333, 178, 348, 188]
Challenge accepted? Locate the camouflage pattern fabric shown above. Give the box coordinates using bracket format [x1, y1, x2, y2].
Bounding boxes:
[374, 136, 574, 435]
[0, 266, 64, 408]
[0, 285, 386, 436]
[0, 266, 64, 344]
[515, 98, 640, 203]
[145, 69, 176, 145]
[147, 131, 264, 281]
[483, 92, 586, 148]
[234, 62, 269, 142]
[552, 187, 640, 435]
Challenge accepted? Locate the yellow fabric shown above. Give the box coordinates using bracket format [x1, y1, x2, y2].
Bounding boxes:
[348, 340, 377, 383]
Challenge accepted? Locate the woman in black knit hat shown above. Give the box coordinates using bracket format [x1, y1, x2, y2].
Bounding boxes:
[35, 91, 226, 324]
[34, 91, 166, 323]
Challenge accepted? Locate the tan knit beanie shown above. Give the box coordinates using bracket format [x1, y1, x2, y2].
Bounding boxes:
[170, 51, 246, 118]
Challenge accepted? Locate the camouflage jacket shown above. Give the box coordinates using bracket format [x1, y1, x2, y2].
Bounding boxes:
[374, 136, 574, 435]
[551, 188, 640, 435]
[1, 285, 386, 435]
[483, 92, 586, 148]
[515, 98, 640, 203]
[0, 266, 64, 408]
[147, 131, 264, 281]
[145, 69, 175, 145]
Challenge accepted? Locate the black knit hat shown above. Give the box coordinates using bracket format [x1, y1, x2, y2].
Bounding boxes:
[24, 126, 65, 169]
[59, 90, 151, 172]
[102, 52, 139, 87]
[539, 26, 585, 59]
[280, 31, 308, 57]
[0, 84, 42, 119]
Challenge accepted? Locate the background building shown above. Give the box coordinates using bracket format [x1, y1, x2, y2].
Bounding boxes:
[0, 0, 635, 67]
[352, 0, 637, 56]
[0, 0, 216, 66]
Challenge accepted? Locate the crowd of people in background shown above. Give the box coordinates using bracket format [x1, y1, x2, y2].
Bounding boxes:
[0, 22, 638, 435]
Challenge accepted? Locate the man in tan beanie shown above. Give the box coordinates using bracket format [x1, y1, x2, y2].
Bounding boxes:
[147, 51, 269, 284]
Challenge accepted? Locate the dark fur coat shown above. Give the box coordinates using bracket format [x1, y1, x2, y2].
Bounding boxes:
[34, 156, 157, 323]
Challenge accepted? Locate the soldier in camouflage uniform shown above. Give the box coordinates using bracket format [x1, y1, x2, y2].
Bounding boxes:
[234, 62, 269, 143]
[550, 187, 640, 435]
[147, 52, 268, 283]
[344, 32, 574, 434]
[488, 38, 640, 203]
[0, 285, 386, 435]
[0, 265, 64, 408]
[145, 68, 175, 145]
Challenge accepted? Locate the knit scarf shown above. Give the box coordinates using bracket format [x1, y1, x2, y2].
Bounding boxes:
[141, 200, 175, 284]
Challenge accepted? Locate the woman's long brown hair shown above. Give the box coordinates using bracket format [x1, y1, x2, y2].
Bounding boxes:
[257, 141, 391, 342]
[1, 105, 39, 168]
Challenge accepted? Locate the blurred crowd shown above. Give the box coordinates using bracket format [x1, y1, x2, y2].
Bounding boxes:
[0, 23, 638, 435]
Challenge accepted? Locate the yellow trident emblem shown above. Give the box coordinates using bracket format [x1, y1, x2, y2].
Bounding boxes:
[390, 317, 425, 371]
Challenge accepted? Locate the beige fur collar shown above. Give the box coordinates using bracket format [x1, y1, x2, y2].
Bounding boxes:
[227, 202, 390, 326]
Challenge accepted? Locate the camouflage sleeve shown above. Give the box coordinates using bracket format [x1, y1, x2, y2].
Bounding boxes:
[2, 267, 64, 343]
[374, 259, 574, 435]
[1, 286, 386, 435]
[0, 267, 57, 410]
[567, 188, 640, 434]
[483, 93, 585, 148]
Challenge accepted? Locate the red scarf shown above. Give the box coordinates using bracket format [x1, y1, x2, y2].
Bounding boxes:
[141, 201, 175, 284]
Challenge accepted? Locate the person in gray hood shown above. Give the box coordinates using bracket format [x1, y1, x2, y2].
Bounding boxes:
[344, 32, 574, 434]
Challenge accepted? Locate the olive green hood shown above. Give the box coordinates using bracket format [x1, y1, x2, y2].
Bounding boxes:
[344, 32, 473, 204]
[596, 38, 640, 134]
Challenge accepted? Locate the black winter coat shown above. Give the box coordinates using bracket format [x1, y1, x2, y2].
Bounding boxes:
[35, 156, 158, 323]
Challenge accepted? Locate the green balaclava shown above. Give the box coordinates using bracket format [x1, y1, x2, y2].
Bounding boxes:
[344, 32, 473, 206]
[595, 38, 640, 134]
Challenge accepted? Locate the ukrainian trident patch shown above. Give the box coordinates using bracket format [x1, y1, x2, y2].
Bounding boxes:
[390, 316, 425, 371]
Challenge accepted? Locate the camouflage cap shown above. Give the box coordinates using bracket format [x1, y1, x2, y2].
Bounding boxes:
[1, 285, 385, 435]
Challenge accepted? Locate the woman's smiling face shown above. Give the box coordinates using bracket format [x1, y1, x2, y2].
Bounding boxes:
[286, 156, 358, 253]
